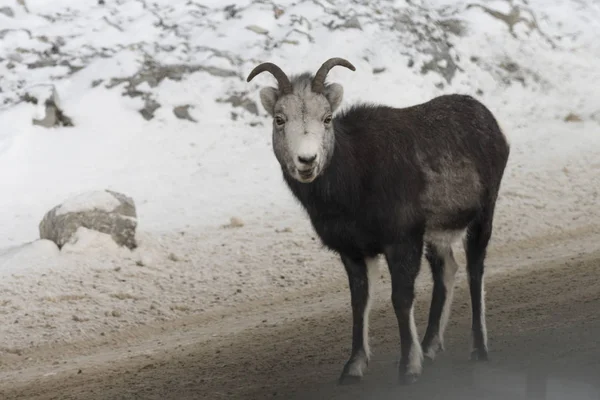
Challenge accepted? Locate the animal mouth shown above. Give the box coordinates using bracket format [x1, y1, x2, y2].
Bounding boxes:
[297, 167, 316, 181]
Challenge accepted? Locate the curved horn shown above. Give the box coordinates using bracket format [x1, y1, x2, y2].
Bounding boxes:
[246, 62, 293, 95]
[311, 58, 356, 93]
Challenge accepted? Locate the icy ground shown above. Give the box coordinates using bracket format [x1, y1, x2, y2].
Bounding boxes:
[0, 0, 599, 352]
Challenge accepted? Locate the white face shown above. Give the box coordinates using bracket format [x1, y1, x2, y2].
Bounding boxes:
[260, 82, 344, 183]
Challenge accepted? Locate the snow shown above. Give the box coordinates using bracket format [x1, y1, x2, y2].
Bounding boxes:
[54, 190, 122, 216]
[0, 0, 600, 351]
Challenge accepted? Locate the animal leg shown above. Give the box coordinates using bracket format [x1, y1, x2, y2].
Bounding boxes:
[338, 254, 379, 384]
[465, 207, 495, 362]
[384, 233, 424, 385]
[421, 241, 459, 361]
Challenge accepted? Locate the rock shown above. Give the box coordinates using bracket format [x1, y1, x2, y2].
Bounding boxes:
[246, 25, 269, 35]
[343, 16, 362, 30]
[224, 4, 238, 19]
[199, 65, 237, 78]
[221, 217, 244, 229]
[273, 6, 284, 19]
[0, 7, 14, 17]
[16, 0, 29, 13]
[139, 97, 160, 121]
[500, 61, 519, 73]
[436, 18, 467, 37]
[217, 94, 258, 115]
[39, 190, 138, 250]
[564, 113, 582, 122]
[28, 86, 74, 128]
[173, 105, 197, 122]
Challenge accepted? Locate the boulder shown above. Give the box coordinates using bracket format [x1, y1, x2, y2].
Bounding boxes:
[39, 190, 138, 250]
[0, 7, 14, 17]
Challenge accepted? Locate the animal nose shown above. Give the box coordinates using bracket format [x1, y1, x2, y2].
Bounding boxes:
[298, 154, 317, 165]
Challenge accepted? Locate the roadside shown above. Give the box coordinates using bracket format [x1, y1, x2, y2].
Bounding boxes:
[1, 226, 598, 399]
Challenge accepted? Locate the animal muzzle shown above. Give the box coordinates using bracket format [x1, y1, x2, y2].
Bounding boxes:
[292, 158, 318, 182]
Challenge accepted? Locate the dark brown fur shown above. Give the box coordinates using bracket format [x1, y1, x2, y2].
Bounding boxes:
[284, 94, 510, 259]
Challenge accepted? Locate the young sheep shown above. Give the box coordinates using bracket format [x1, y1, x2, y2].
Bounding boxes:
[247, 58, 510, 385]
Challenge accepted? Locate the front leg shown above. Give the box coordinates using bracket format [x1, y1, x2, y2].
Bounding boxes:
[384, 233, 425, 385]
[338, 254, 379, 384]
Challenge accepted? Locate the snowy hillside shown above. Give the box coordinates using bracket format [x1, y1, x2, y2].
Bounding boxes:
[0, 0, 599, 351]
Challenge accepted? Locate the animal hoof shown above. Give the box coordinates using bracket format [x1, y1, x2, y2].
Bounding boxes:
[338, 373, 362, 385]
[338, 356, 367, 385]
[399, 372, 420, 385]
[470, 349, 489, 362]
[422, 341, 443, 363]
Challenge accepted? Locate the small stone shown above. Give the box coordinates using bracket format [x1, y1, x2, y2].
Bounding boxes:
[222, 217, 244, 229]
[72, 315, 89, 322]
[343, 16, 362, 30]
[30, 87, 73, 128]
[274, 6, 284, 19]
[246, 25, 269, 35]
[500, 61, 519, 73]
[173, 105, 197, 122]
[372, 67, 386, 74]
[139, 97, 160, 121]
[564, 113, 582, 122]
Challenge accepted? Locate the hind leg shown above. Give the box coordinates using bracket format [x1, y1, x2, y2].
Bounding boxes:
[421, 237, 460, 361]
[465, 207, 496, 361]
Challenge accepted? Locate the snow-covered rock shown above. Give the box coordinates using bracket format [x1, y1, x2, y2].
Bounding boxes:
[0, 6, 14, 18]
[39, 190, 138, 250]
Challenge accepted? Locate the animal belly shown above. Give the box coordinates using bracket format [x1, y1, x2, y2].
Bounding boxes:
[424, 228, 466, 248]
[425, 206, 479, 232]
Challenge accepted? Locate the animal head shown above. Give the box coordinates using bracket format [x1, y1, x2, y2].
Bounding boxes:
[247, 58, 356, 183]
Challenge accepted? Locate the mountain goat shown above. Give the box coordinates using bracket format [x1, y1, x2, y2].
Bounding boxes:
[247, 58, 510, 384]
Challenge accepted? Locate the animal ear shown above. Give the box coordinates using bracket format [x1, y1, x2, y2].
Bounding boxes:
[324, 83, 344, 112]
[259, 87, 279, 116]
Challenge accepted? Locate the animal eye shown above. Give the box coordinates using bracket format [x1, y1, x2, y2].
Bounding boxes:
[275, 116, 285, 126]
[323, 115, 333, 124]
